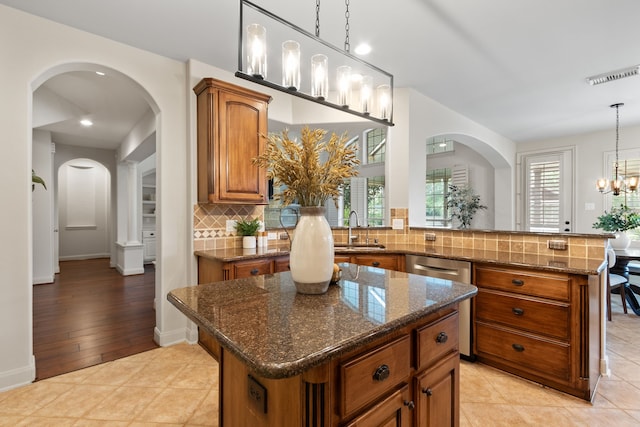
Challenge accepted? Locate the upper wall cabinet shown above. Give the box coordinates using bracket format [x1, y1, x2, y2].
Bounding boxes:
[194, 78, 271, 204]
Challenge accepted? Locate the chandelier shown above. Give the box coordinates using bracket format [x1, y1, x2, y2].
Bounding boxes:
[596, 103, 638, 196]
[235, 0, 394, 126]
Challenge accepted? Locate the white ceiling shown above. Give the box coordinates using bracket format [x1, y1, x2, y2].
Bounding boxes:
[6, 0, 640, 147]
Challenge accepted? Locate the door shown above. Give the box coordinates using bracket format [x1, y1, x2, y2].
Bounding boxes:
[519, 149, 574, 232]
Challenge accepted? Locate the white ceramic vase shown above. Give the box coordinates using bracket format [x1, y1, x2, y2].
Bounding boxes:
[289, 206, 334, 294]
[609, 232, 631, 250]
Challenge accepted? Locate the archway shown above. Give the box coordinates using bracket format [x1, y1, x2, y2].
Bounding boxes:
[30, 62, 161, 376]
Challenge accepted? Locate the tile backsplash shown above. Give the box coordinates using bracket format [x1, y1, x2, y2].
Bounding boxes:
[194, 205, 607, 263]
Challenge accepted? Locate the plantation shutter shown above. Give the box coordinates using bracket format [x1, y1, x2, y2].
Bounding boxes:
[526, 156, 560, 232]
[451, 165, 468, 186]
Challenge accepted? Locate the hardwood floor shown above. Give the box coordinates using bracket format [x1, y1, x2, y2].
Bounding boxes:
[32, 258, 158, 381]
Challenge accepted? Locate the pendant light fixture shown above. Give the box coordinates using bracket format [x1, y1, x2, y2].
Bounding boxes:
[236, 0, 394, 126]
[596, 103, 639, 196]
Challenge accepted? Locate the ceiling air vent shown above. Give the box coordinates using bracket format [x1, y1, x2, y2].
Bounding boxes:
[586, 65, 640, 85]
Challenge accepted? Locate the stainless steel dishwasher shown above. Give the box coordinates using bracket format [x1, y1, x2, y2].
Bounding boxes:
[406, 255, 473, 360]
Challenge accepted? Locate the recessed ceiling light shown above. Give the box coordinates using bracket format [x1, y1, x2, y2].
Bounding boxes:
[80, 119, 93, 127]
[95, 71, 105, 76]
[354, 43, 371, 55]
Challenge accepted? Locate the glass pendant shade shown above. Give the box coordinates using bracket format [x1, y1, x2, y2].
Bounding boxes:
[282, 40, 300, 90]
[336, 65, 352, 107]
[360, 75, 373, 114]
[596, 178, 608, 192]
[377, 84, 391, 120]
[311, 54, 328, 100]
[246, 24, 267, 79]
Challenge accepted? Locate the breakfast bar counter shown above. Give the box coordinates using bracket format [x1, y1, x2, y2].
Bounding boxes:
[168, 264, 477, 426]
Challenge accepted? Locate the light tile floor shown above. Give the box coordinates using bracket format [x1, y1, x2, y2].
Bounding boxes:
[1, 298, 639, 426]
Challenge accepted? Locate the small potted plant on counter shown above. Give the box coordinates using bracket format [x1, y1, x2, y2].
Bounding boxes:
[235, 217, 261, 249]
[593, 204, 640, 250]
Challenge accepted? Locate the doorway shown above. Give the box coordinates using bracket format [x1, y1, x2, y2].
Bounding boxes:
[31, 65, 159, 377]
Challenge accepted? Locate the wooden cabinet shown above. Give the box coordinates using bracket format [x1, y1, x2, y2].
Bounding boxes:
[473, 263, 599, 400]
[194, 78, 271, 204]
[335, 253, 405, 272]
[198, 255, 289, 283]
[216, 306, 460, 426]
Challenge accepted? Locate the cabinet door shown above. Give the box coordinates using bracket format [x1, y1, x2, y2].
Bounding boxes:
[217, 89, 268, 204]
[414, 352, 459, 427]
[344, 385, 413, 427]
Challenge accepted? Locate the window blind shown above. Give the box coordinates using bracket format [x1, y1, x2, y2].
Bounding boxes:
[528, 159, 560, 232]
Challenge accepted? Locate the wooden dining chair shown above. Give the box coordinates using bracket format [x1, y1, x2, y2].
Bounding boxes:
[607, 248, 628, 321]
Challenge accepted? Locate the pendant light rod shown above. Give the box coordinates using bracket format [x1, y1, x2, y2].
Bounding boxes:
[596, 102, 638, 195]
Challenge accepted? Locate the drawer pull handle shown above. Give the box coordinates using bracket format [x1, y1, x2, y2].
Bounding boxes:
[373, 364, 390, 382]
[512, 307, 524, 316]
[436, 332, 449, 344]
[372, 261, 380, 267]
[512, 344, 525, 352]
[403, 400, 415, 410]
[421, 388, 433, 396]
[250, 268, 259, 275]
[512, 279, 524, 286]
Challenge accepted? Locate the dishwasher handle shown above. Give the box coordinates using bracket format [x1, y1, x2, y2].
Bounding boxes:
[411, 264, 460, 278]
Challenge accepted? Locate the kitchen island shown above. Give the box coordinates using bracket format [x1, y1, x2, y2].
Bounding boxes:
[168, 263, 477, 427]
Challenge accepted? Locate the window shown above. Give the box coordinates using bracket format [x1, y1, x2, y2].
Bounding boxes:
[425, 168, 451, 227]
[366, 128, 386, 164]
[342, 128, 386, 226]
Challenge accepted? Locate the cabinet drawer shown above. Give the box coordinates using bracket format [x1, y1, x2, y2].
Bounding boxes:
[475, 289, 570, 340]
[231, 259, 272, 279]
[341, 335, 411, 418]
[475, 322, 570, 381]
[415, 312, 459, 371]
[475, 266, 570, 301]
[352, 255, 399, 271]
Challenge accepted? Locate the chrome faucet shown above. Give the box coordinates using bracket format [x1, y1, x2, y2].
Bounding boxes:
[348, 210, 360, 245]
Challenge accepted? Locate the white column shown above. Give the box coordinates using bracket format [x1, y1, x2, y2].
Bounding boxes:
[127, 160, 140, 244]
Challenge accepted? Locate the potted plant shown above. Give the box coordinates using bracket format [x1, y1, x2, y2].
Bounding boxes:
[593, 204, 640, 249]
[235, 217, 261, 249]
[253, 126, 359, 293]
[446, 184, 487, 229]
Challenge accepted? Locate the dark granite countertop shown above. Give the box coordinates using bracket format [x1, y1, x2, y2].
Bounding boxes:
[167, 263, 477, 379]
[196, 243, 605, 275]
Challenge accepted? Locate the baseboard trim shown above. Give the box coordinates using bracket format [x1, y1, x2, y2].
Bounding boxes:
[0, 355, 35, 392]
[154, 326, 197, 347]
[59, 253, 110, 261]
[115, 266, 145, 276]
[33, 275, 54, 285]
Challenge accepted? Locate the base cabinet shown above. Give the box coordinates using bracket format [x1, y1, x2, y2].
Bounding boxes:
[473, 263, 600, 400]
[217, 307, 460, 427]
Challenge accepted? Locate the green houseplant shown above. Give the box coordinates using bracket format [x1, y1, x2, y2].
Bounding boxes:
[446, 184, 487, 229]
[235, 217, 261, 249]
[592, 204, 640, 232]
[593, 204, 640, 250]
